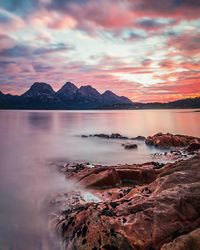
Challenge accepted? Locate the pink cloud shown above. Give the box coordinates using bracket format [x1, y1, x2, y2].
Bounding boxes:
[168, 33, 200, 56]
[28, 9, 77, 29]
[45, 0, 200, 32]
[0, 9, 24, 34]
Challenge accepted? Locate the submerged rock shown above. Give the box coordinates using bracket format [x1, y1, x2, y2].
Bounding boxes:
[122, 143, 138, 150]
[131, 136, 146, 140]
[81, 133, 145, 140]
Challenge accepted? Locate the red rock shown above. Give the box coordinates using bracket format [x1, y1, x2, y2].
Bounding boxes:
[79, 167, 122, 188]
[146, 133, 200, 148]
[61, 163, 159, 188]
[161, 228, 200, 250]
[56, 155, 200, 250]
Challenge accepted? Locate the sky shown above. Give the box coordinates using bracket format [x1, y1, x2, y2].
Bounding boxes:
[0, 0, 200, 102]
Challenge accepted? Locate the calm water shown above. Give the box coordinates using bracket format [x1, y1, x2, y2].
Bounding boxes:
[0, 109, 199, 250]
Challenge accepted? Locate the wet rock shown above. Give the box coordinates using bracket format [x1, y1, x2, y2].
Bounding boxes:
[152, 162, 165, 169]
[62, 163, 158, 188]
[81, 135, 88, 138]
[186, 143, 200, 152]
[79, 167, 122, 188]
[122, 143, 138, 150]
[131, 136, 146, 140]
[81, 133, 145, 140]
[56, 155, 200, 250]
[93, 133, 110, 139]
[146, 133, 200, 148]
[110, 133, 129, 139]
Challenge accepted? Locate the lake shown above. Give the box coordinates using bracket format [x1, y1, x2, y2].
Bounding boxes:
[0, 109, 199, 250]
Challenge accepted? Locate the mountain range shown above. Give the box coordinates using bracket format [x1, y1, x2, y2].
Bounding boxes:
[0, 82, 200, 109]
[0, 82, 132, 109]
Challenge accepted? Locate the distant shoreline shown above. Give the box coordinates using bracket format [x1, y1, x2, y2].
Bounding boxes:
[0, 108, 200, 111]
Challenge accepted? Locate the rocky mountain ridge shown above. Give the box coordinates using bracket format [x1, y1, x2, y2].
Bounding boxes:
[0, 81, 132, 109]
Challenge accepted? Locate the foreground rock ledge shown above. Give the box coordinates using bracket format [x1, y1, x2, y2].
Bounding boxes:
[55, 154, 200, 250]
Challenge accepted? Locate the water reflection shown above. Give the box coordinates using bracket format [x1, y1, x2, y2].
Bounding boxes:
[28, 112, 53, 131]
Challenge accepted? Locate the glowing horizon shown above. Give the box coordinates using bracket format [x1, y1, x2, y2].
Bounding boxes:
[0, 0, 200, 102]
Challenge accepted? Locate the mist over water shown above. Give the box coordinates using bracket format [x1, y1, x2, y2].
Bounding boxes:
[0, 110, 199, 249]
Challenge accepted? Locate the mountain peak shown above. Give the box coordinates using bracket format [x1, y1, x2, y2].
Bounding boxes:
[79, 85, 100, 96]
[57, 82, 78, 101]
[102, 90, 132, 105]
[31, 82, 53, 89]
[22, 82, 55, 98]
[59, 82, 78, 91]
[103, 90, 117, 96]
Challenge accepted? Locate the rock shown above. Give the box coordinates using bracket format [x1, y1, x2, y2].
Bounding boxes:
[81, 133, 142, 140]
[186, 143, 200, 152]
[131, 136, 146, 140]
[56, 155, 200, 250]
[79, 167, 122, 188]
[81, 135, 88, 138]
[61, 162, 158, 188]
[122, 143, 138, 150]
[161, 228, 200, 250]
[93, 133, 110, 139]
[146, 133, 200, 148]
[110, 133, 129, 139]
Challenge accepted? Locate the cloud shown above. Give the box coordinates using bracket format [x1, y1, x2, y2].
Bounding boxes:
[3, 62, 35, 74]
[131, 0, 200, 19]
[1, 0, 199, 34]
[29, 9, 77, 29]
[0, 0, 40, 15]
[0, 44, 33, 57]
[0, 34, 16, 51]
[0, 0, 199, 102]
[168, 33, 200, 56]
[33, 43, 74, 55]
[137, 18, 176, 31]
[141, 70, 200, 102]
[41, 0, 200, 33]
[0, 8, 24, 33]
[0, 42, 73, 58]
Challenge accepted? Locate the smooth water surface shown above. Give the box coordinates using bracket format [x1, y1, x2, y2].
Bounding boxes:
[0, 109, 199, 249]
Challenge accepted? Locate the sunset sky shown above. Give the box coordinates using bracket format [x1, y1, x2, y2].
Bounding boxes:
[0, 0, 199, 102]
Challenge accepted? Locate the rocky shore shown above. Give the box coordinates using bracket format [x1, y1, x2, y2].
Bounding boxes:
[53, 133, 200, 250]
[81, 133, 146, 141]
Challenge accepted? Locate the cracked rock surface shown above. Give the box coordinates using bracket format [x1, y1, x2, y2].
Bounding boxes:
[55, 153, 200, 250]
